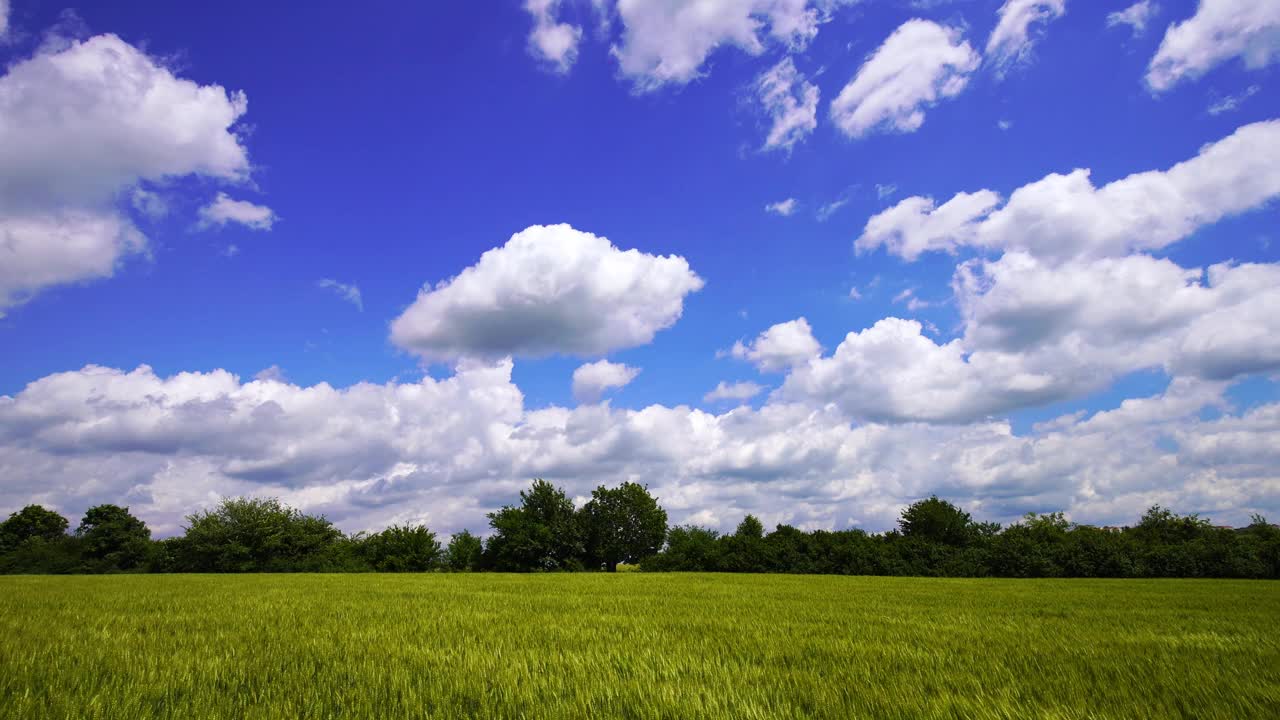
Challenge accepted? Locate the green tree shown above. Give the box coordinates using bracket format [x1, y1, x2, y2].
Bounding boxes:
[1132, 505, 1210, 545]
[898, 496, 977, 547]
[484, 479, 584, 571]
[642, 525, 721, 571]
[76, 504, 152, 572]
[719, 515, 770, 572]
[176, 497, 344, 572]
[360, 524, 441, 572]
[990, 513, 1069, 578]
[0, 505, 70, 552]
[580, 482, 668, 572]
[444, 530, 484, 571]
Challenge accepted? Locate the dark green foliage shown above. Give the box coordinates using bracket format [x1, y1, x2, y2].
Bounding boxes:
[0, 535, 84, 574]
[359, 524, 442, 572]
[643, 500, 1280, 579]
[0, 505, 69, 552]
[718, 515, 770, 572]
[1244, 515, 1280, 578]
[444, 530, 484, 571]
[641, 526, 721, 571]
[174, 497, 345, 573]
[484, 479, 584, 571]
[3, 487, 1279, 578]
[76, 505, 152, 572]
[0, 505, 80, 574]
[580, 482, 668, 571]
[898, 496, 977, 547]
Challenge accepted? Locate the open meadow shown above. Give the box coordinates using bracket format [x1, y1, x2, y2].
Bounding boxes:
[1, 573, 1277, 719]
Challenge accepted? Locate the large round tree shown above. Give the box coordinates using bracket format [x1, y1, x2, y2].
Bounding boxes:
[580, 482, 668, 572]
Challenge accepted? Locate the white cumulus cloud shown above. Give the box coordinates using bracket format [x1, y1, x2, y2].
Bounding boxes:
[197, 193, 277, 231]
[572, 360, 641, 403]
[859, 120, 1280, 263]
[2, 363, 1278, 538]
[704, 381, 765, 403]
[857, 191, 1001, 261]
[793, 120, 1280, 425]
[611, 0, 827, 91]
[755, 57, 819, 152]
[0, 34, 253, 314]
[0, 213, 147, 315]
[524, 0, 584, 73]
[1147, 0, 1280, 91]
[830, 19, 980, 139]
[730, 317, 822, 372]
[390, 224, 705, 362]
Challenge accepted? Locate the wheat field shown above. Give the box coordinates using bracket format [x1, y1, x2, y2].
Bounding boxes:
[1, 573, 1277, 719]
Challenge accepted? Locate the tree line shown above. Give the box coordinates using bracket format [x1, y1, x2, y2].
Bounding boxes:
[2, 480, 1278, 578]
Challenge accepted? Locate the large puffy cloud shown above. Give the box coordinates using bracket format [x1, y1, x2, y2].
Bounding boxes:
[0, 35, 248, 211]
[985, 0, 1067, 71]
[521, 1, 852, 89]
[778, 317, 1074, 423]
[782, 252, 1280, 422]
[572, 360, 641, 403]
[610, 0, 826, 90]
[781, 254, 1280, 425]
[0, 213, 146, 314]
[1147, 0, 1280, 91]
[855, 191, 1000, 260]
[957, 253, 1280, 379]
[859, 120, 1280, 263]
[729, 318, 822, 372]
[390, 224, 704, 361]
[754, 57, 819, 153]
[0, 34, 253, 313]
[803, 120, 1280, 424]
[1, 363, 1277, 537]
[829, 19, 979, 139]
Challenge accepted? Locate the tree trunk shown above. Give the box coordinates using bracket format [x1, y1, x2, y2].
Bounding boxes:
[607, 560, 618, 573]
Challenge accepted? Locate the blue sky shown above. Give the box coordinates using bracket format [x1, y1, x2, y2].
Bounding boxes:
[1, 0, 1278, 536]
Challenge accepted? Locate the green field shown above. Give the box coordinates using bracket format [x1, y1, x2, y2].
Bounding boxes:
[1, 574, 1277, 719]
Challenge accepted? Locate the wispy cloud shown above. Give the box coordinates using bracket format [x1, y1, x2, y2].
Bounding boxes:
[704, 380, 765, 403]
[1208, 85, 1260, 116]
[1107, 1, 1158, 37]
[765, 198, 798, 216]
[816, 197, 849, 222]
[318, 279, 363, 311]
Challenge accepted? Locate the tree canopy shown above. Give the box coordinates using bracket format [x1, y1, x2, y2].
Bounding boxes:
[1, 488, 1277, 579]
[580, 482, 667, 572]
[0, 505, 70, 552]
[176, 497, 345, 573]
[77, 504, 151, 572]
[484, 479, 584, 571]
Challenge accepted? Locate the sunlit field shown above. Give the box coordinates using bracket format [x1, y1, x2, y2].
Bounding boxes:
[1, 574, 1277, 719]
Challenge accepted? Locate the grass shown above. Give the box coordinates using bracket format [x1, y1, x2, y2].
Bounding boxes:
[1, 574, 1277, 719]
